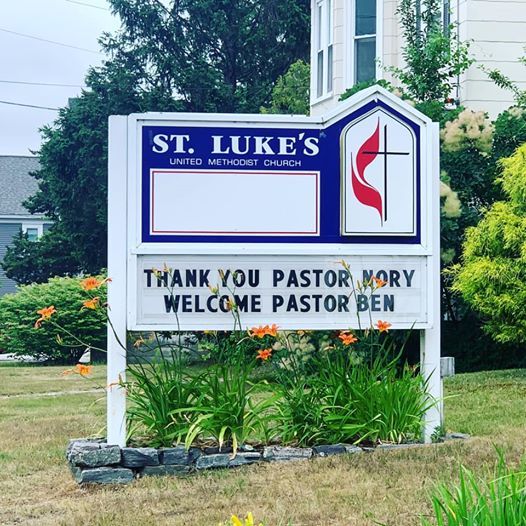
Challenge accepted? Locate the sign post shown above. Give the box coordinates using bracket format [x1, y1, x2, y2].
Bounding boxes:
[107, 86, 441, 446]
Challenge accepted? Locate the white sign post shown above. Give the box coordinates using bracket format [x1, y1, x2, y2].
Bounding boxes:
[107, 86, 441, 447]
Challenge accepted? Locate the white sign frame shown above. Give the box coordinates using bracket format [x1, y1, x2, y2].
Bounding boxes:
[107, 86, 441, 447]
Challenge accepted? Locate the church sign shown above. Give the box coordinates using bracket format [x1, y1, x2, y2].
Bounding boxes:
[116, 88, 437, 331]
[107, 86, 441, 444]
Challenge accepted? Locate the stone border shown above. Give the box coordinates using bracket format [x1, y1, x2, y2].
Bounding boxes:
[66, 433, 470, 485]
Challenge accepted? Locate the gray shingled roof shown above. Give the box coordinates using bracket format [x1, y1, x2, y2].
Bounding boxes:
[0, 156, 40, 216]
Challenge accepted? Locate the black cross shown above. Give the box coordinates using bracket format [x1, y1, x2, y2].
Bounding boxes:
[363, 125, 410, 222]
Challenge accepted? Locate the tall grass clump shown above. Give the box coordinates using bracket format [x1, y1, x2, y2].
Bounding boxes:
[422, 452, 526, 525]
[125, 341, 203, 447]
[273, 332, 431, 446]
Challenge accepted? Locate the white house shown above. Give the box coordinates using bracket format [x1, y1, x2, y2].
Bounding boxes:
[310, 0, 526, 117]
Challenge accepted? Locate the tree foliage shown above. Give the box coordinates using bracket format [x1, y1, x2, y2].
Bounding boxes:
[452, 144, 526, 343]
[262, 60, 310, 115]
[4, 1, 310, 283]
[391, 0, 472, 103]
[2, 226, 80, 285]
[105, 0, 310, 113]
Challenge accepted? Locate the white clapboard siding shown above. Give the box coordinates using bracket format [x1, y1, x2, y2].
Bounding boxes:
[311, 0, 526, 117]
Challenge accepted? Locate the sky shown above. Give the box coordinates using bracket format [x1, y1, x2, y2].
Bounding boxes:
[0, 0, 120, 156]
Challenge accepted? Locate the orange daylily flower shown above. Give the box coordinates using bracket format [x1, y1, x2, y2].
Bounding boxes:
[376, 320, 392, 333]
[80, 276, 110, 291]
[63, 364, 93, 377]
[338, 331, 358, 345]
[34, 305, 56, 328]
[372, 276, 387, 288]
[80, 277, 102, 291]
[266, 324, 278, 337]
[250, 326, 268, 338]
[249, 324, 279, 338]
[37, 306, 56, 319]
[256, 348, 272, 361]
[82, 297, 99, 310]
[76, 364, 93, 377]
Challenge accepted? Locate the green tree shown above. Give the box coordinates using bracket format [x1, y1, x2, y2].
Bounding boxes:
[262, 60, 310, 115]
[106, 0, 310, 113]
[452, 143, 526, 344]
[391, 0, 472, 104]
[5, 1, 310, 283]
[2, 226, 80, 285]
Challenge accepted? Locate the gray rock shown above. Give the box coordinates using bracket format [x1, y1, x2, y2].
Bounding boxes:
[343, 445, 363, 455]
[121, 447, 159, 467]
[313, 444, 346, 457]
[444, 432, 470, 441]
[196, 452, 261, 470]
[66, 440, 121, 468]
[203, 446, 233, 455]
[75, 467, 134, 484]
[262, 446, 313, 462]
[140, 464, 191, 477]
[160, 446, 201, 465]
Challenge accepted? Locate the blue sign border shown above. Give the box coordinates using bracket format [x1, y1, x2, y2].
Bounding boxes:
[140, 99, 421, 245]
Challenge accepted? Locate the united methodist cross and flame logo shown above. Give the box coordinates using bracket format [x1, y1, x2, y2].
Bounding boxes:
[350, 119, 410, 226]
[342, 109, 416, 236]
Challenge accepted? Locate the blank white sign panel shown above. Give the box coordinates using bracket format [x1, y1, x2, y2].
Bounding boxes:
[150, 169, 320, 236]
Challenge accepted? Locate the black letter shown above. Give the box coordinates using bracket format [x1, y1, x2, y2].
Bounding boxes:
[273, 270, 285, 287]
[273, 295, 284, 312]
[144, 269, 154, 287]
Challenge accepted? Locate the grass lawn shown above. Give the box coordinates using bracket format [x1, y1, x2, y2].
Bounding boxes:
[1, 365, 526, 525]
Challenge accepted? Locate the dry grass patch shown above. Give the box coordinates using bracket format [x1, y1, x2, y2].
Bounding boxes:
[1, 366, 526, 525]
[0, 363, 106, 396]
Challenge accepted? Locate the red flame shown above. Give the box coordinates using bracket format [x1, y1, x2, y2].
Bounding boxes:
[351, 121, 383, 221]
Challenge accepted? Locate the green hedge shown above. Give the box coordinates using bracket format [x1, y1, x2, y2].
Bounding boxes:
[0, 276, 107, 363]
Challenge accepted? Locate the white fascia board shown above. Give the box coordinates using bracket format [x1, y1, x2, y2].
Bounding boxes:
[0, 215, 50, 222]
[128, 112, 320, 126]
[131, 242, 431, 256]
[126, 87, 434, 129]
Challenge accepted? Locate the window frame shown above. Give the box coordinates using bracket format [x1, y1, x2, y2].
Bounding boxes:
[22, 222, 44, 241]
[345, 0, 383, 88]
[312, 0, 335, 103]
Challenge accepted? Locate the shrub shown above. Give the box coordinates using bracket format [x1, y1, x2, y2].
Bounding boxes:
[422, 452, 526, 525]
[492, 106, 526, 164]
[452, 143, 526, 344]
[0, 275, 106, 362]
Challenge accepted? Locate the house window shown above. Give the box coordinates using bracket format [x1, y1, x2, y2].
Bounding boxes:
[354, 0, 377, 84]
[314, 0, 333, 99]
[22, 223, 43, 242]
[443, 0, 451, 35]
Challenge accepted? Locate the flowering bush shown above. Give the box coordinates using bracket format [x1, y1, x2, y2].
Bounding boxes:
[441, 109, 494, 154]
[0, 275, 107, 363]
